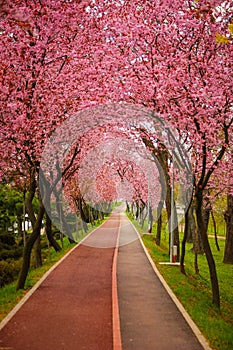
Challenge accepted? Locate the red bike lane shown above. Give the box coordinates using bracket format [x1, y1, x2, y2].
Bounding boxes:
[0, 212, 121, 350]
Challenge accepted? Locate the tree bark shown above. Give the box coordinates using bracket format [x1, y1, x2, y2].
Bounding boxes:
[180, 205, 190, 274]
[33, 235, 42, 268]
[45, 212, 61, 252]
[140, 206, 147, 229]
[17, 170, 45, 289]
[155, 163, 166, 245]
[223, 193, 233, 264]
[17, 216, 23, 241]
[210, 209, 220, 252]
[156, 200, 163, 245]
[192, 200, 204, 255]
[194, 252, 199, 275]
[195, 190, 220, 308]
[138, 202, 144, 227]
[203, 202, 211, 235]
[77, 197, 88, 232]
[173, 205, 179, 261]
[165, 184, 180, 261]
[135, 202, 139, 220]
[187, 203, 196, 243]
[17, 201, 45, 289]
[180, 187, 194, 274]
[147, 204, 153, 233]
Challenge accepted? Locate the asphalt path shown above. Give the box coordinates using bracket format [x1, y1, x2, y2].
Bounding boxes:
[0, 211, 121, 350]
[0, 207, 211, 350]
[117, 213, 207, 350]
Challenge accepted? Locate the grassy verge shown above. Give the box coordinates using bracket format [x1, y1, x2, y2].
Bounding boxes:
[0, 218, 107, 323]
[128, 214, 233, 350]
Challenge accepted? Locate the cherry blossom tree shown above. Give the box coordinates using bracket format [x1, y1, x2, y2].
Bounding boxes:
[47, 114, 163, 232]
[1, 0, 232, 308]
[82, 0, 232, 307]
[0, 0, 93, 289]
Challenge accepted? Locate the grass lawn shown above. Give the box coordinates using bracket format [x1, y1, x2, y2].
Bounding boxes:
[0, 218, 107, 323]
[129, 216, 233, 350]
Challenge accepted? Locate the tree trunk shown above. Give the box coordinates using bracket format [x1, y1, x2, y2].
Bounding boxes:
[135, 202, 139, 220]
[187, 203, 196, 243]
[17, 216, 23, 241]
[130, 203, 134, 215]
[45, 212, 61, 252]
[194, 252, 199, 275]
[33, 235, 42, 268]
[138, 203, 145, 227]
[180, 187, 194, 274]
[41, 181, 62, 252]
[180, 207, 189, 274]
[147, 205, 153, 233]
[156, 200, 163, 245]
[195, 190, 220, 308]
[77, 197, 88, 232]
[203, 202, 211, 235]
[223, 193, 233, 264]
[17, 202, 45, 289]
[210, 209, 220, 252]
[96, 203, 104, 221]
[55, 194, 75, 242]
[165, 184, 180, 261]
[140, 207, 147, 229]
[191, 200, 204, 254]
[173, 205, 179, 261]
[17, 170, 45, 290]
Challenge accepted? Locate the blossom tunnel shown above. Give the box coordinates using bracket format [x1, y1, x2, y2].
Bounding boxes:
[39, 103, 193, 248]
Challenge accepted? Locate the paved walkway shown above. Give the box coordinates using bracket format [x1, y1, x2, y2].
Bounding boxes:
[0, 212, 120, 350]
[0, 208, 210, 349]
[117, 213, 206, 350]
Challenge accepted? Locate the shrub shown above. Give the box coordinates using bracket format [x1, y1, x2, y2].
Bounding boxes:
[0, 259, 22, 288]
[0, 233, 16, 246]
[0, 246, 23, 260]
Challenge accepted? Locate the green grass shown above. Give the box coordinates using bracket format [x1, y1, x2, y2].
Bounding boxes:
[128, 215, 233, 350]
[0, 218, 107, 323]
